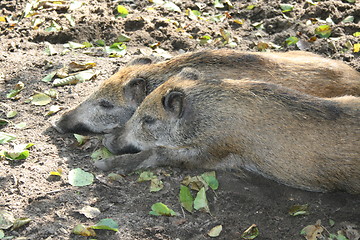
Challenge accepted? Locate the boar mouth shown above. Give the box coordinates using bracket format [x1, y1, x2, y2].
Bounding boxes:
[118, 145, 142, 155]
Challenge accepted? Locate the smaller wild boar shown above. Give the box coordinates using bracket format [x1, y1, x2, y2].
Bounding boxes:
[96, 69, 360, 194]
[54, 50, 360, 135]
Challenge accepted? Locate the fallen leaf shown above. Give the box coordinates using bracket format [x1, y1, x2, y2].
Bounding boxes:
[179, 185, 194, 213]
[149, 202, 176, 216]
[117, 5, 129, 18]
[6, 81, 24, 99]
[241, 224, 259, 239]
[14, 122, 26, 129]
[91, 147, 113, 161]
[285, 36, 299, 46]
[72, 224, 96, 236]
[300, 220, 323, 240]
[194, 187, 210, 213]
[46, 105, 63, 116]
[208, 225, 223, 237]
[31, 93, 51, 106]
[163, 2, 181, 12]
[6, 111, 17, 118]
[280, 4, 294, 12]
[354, 43, 360, 53]
[150, 178, 164, 192]
[78, 206, 101, 219]
[315, 25, 331, 38]
[91, 218, 119, 232]
[11, 217, 32, 230]
[289, 204, 309, 216]
[74, 134, 89, 146]
[0, 132, 16, 144]
[68, 168, 94, 186]
[342, 16, 354, 23]
[137, 171, 155, 182]
[0, 210, 15, 229]
[201, 171, 219, 190]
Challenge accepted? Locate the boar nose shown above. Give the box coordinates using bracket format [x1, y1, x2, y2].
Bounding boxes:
[120, 145, 142, 154]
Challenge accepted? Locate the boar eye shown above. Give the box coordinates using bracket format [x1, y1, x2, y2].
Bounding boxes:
[99, 99, 114, 109]
[142, 115, 156, 124]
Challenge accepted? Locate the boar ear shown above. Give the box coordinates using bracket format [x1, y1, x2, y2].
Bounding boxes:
[128, 57, 153, 66]
[178, 67, 201, 80]
[162, 90, 185, 118]
[124, 78, 147, 105]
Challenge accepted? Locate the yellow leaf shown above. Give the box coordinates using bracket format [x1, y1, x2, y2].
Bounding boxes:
[354, 43, 360, 53]
[0, 16, 6, 22]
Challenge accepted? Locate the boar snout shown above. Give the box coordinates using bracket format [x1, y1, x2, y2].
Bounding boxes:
[103, 131, 141, 155]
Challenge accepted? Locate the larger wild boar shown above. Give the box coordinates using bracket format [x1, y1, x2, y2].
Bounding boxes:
[54, 50, 360, 135]
[97, 69, 360, 193]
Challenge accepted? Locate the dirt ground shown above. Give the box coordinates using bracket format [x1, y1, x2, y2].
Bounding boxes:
[0, 0, 359, 239]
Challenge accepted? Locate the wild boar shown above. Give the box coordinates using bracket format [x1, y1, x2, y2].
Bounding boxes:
[97, 69, 360, 193]
[54, 50, 360, 135]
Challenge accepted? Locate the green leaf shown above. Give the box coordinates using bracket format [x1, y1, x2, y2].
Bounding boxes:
[342, 16, 354, 23]
[315, 25, 332, 38]
[194, 187, 210, 213]
[0, 119, 9, 127]
[288, 204, 309, 216]
[285, 36, 299, 46]
[329, 219, 335, 227]
[82, 41, 93, 48]
[214, 0, 224, 8]
[0, 210, 15, 229]
[44, 21, 62, 32]
[280, 4, 293, 12]
[64, 14, 76, 27]
[201, 171, 219, 190]
[0, 132, 16, 144]
[95, 39, 106, 46]
[91, 218, 119, 232]
[0, 229, 4, 238]
[46, 105, 62, 116]
[41, 71, 57, 82]
[64, 41, 86, 49]
[163, 2, 181, 12]
[246, 5, 256, 10]
[208, 225, 223, 237]
[6, 111, 17, 118]
[241, 224, 259, 239]
[72, 224, 96, 236]
[3, 149, 29, 160]
[11, 217, 32, 230]
[14, 122, 26, 129]
[149, 202, 176, 216]
[31, 93, 52, 106]
[52, 70, 96, 86]
[74, 134, 88, 145]
[68, 168, 94, 186]
[91, 147, 113, 161]
[179, 185, 194, 213]
[6, 82, 24, 98]
[116, 34, 131, 42]
[199, 35, 212, 45]
[45, 42, 58, 56]
[117, 5, 129, 18]
[137, 171, 155, 182]
[353, 32, 360, 37]
[345, 0, 355, 3]
[150, 178, 164, 192]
